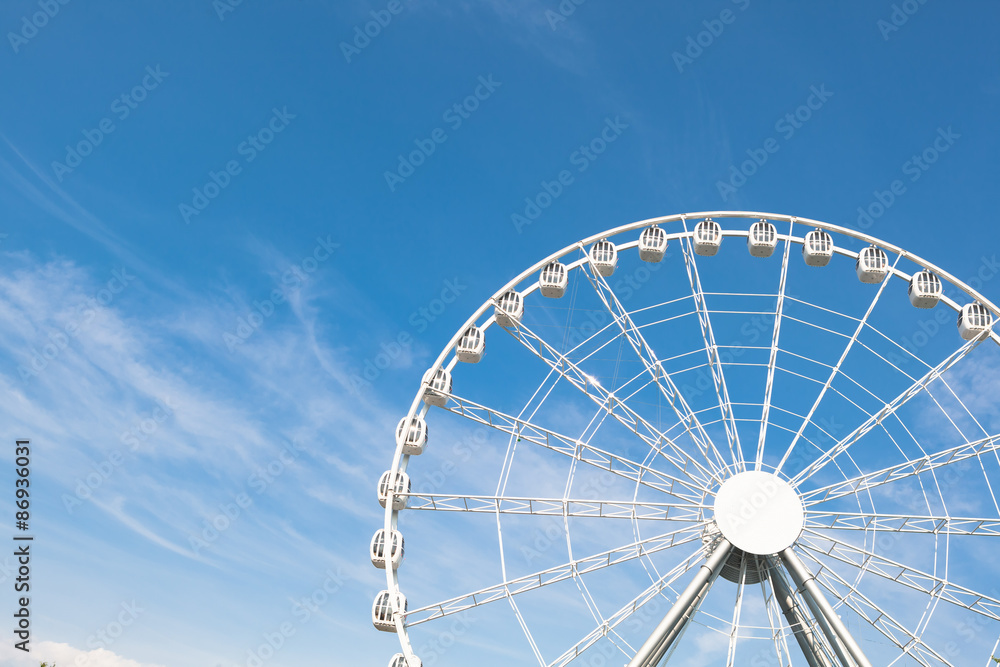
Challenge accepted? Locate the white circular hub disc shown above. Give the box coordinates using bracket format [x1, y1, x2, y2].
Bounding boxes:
[713, 471, 804, 555]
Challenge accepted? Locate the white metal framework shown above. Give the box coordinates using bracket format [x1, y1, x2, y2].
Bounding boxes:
[376, 212, 1000, 667]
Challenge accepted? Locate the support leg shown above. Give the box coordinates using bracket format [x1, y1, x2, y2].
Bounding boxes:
[627, 538, 734, 667]
[769, 559, 836, 667]
[781, 547, 872, 667]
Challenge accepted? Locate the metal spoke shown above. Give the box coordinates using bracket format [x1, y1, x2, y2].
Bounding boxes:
[680, 226, 745, 470]
[757, 220, 793, 470]
[801, 432, 1000, 506]
[500, 317, 721, 486]
[406, 523, 708, 626]
[758, 558, 796, 667]
[800, 529, 1000, 621]
[781, 547, 873, 667]
[442, 390, 711, 502]
[628, 538, 734, 667]
[768, 558, 837, 667]
[547, 549, 705, 667]
[805, 510, 1000, 536]
[508, 591, 546, 667]
[403, 493, 708, 522]
[791, 336, 984, 485]
[776, 254, 899, 475]
[797, 547, 954, 665]
[579, 248, 731, 476]
[725, 556, 748, 667]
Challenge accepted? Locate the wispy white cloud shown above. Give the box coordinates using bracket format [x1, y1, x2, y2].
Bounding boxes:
[0, 247, 405, 664]
[0, 641, 164, 667]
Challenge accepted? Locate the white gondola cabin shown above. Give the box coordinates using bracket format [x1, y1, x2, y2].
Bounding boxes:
[494, 290, 524, 327]
[377, 470, 410, 510]
[747, 220, 777, 258]
[539, 261, 568, 298]
[589, 240, 618, 276]
[958, 303, 994, 340]
[370, 529, 404, 570]
[856, 246, 889, 283]
[389, 654, 422, 667]
[421, 368, 451, 408]
[908, 271, 942, 309]
[395, 416, 427, 456]
[802, 230, 833, 267]
[693, 219, 722, 256]
[372, 591, 407, 632]
[456, 326, 484, 363]
[638, 225, 668, 263]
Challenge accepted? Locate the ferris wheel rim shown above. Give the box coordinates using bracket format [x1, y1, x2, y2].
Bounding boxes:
[378, 211, 1000, 667]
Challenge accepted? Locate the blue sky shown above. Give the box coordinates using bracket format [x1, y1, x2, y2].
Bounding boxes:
[1, 1, 999, 666]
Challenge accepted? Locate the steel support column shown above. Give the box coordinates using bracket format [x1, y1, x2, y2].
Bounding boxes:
[769, 559, 836, 667]
[627, 539, 734, 667]
[781, 547, 872, 667]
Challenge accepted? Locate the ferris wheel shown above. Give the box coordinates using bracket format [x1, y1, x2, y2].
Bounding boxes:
[371, 212, 1000, 667]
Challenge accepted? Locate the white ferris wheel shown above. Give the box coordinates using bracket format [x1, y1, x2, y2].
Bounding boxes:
[371, 212, 1000, 667]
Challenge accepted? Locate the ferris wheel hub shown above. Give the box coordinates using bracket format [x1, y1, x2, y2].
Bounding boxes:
[713, 471, 804, 556]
